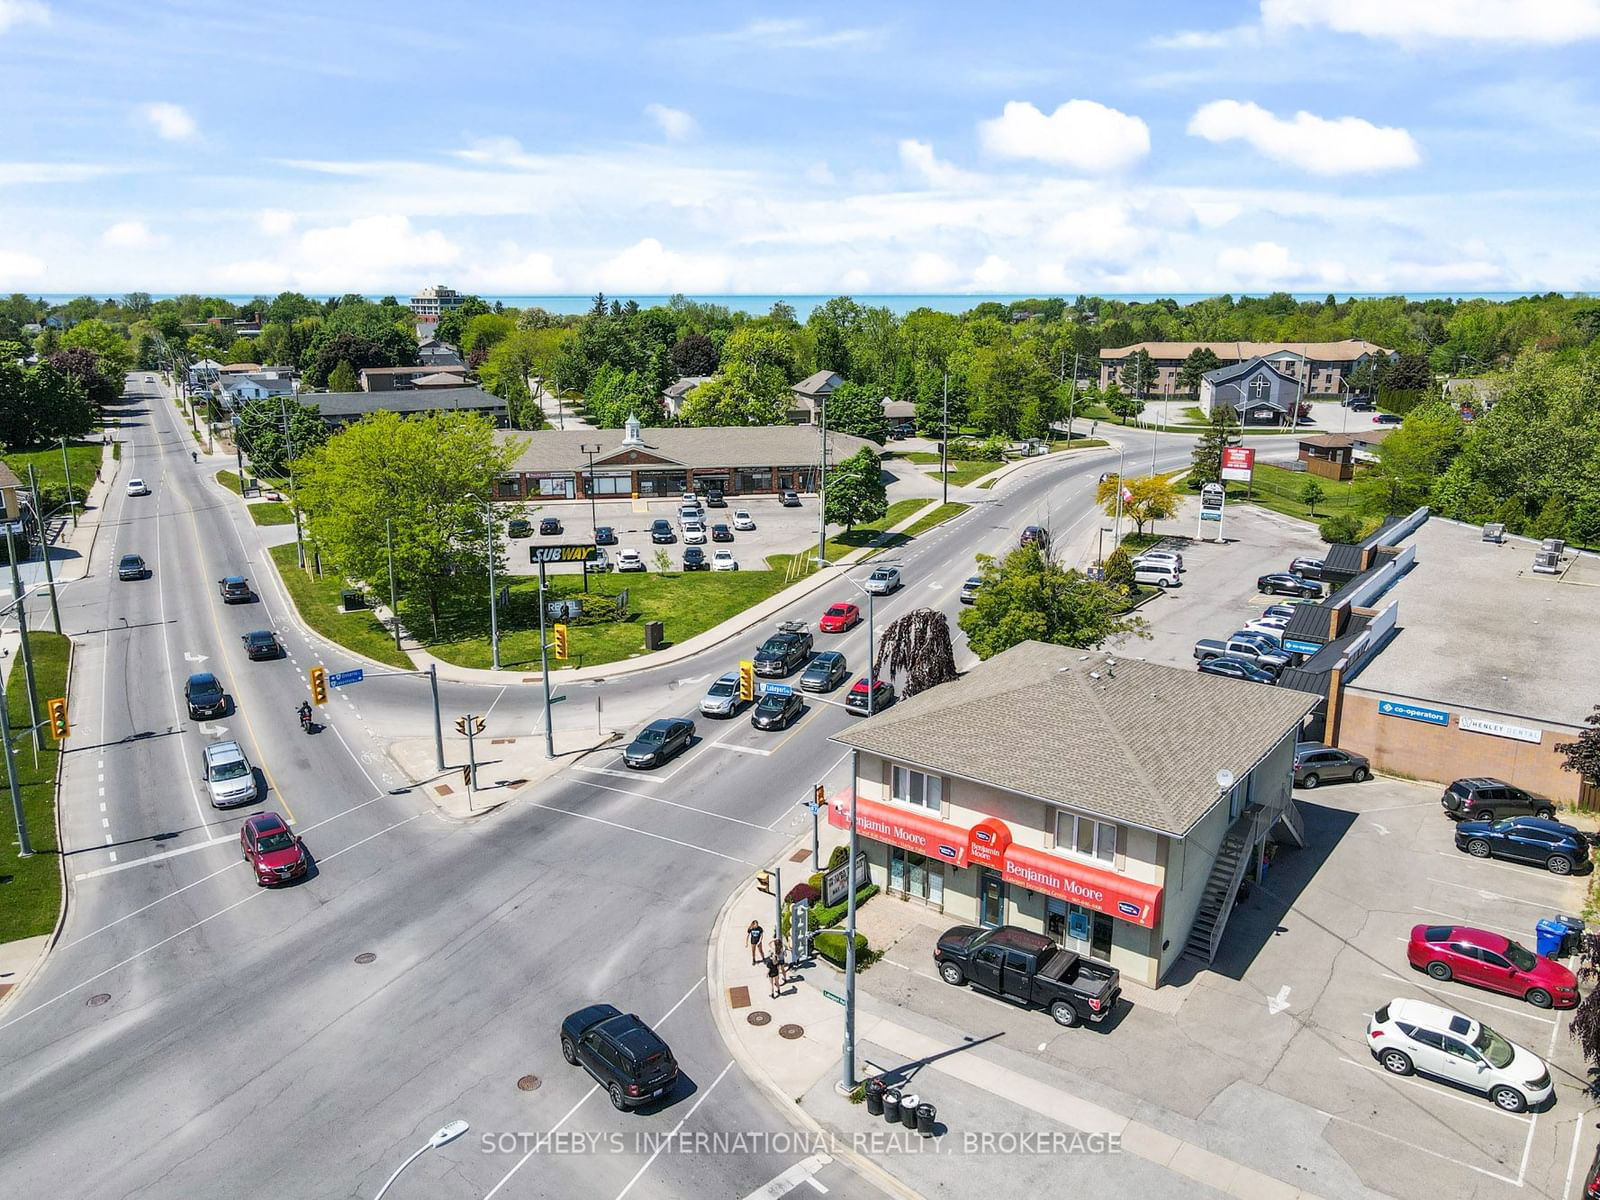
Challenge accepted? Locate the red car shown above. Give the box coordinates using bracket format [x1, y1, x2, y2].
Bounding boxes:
[818, 602, 860, 633]
[240, 812, 309, 887]
[1406, 924, 1578, 1009]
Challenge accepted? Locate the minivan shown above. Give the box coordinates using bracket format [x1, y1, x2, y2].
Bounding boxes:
[202, 740, 258, 808]
[1133, 561, 1181, 589]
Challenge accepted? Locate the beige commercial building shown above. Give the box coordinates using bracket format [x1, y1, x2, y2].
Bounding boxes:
[1099, 340, 1392, 398]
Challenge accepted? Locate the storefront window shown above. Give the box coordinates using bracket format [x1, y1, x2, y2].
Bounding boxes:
[889, 848, 943, 906]
[891, 766, 941, 811]
[637, 471, 688, 497]
[734, 468, 772, 493]
[530, 474, 575, 499]
[495, 476, 521, 499]
[588, 472, 631, 496]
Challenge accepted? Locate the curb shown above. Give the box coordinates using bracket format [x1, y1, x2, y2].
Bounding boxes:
[705, 832, 924, 1200]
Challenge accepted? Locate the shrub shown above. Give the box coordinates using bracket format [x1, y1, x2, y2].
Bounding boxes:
[814, 930, 869, 967]
[827, 844, 850, 870]
[1103, 546, 1135, 591]
[1319, 514, 1361, 543]
[784, 882, 820, 905]
[781, 882, 879, 937]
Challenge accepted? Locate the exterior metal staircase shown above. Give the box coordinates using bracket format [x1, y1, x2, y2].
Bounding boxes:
[1182, 805, 1263, 964]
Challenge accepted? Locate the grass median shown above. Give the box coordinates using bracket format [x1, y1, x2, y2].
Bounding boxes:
[268, 544, 413, 669]
[0, 631, 72, 943]
[1227, 464, 1364, 523]
[215, 471, 300, 526]
[899, 501, 969, 538]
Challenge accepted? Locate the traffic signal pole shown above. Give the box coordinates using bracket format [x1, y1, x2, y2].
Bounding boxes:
[537, 560, 554, 759]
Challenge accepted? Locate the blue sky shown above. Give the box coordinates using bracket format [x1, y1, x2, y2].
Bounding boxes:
[2, 0, 1599, 295]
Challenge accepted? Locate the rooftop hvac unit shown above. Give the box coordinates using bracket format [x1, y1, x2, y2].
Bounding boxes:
[1541, 537, 1567, 556]
[1482, 522, 1505, 543]
[1532, 551, 1562, 575]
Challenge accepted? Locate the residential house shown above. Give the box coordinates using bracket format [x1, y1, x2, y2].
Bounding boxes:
[187, 359, 223, 389]
[1100, 341, 1392, 399]
[789, 370, 843, 425]
[311, 386, 508, 428]
[829, 643, 1317, 986]
[1198, 357, 1301, 426]
[1296, 427, 1394, 480]
[359, 364, 469, 392]
[661, 375, 711, 419]
[218, 371, 297, 409]
[409, 285, 465, 321]
[418, 337, 465, 369]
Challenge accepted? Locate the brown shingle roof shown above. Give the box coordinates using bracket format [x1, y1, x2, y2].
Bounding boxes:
[1101, 341, 1389, 361]
[830, 642, 1317, 837]
[500, 426, 871, 473]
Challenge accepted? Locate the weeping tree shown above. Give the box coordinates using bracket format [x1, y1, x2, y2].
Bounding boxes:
[873, 607, 959, 699]
[1569, 933, 1600, 1078]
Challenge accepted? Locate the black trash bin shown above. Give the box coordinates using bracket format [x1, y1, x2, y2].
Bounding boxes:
[341, 588, 365, 611]
[881, 1089, 901, 1124]
[644, 620, 665, 651]
[864, 1077, 886, 1117]
[899, 1092, 919, 1129]
[916, 1103, 936, 1136]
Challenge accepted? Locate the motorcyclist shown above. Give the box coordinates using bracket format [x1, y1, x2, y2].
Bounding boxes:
[192, 451, 198, 462]
[298, 700, 312, 729]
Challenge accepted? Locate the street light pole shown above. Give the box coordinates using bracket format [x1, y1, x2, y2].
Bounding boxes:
[6, 527, 41, 759]
[581, 443, 601, 594]
[1112, 446, 1126, 547]
[26, 465, 62, 635]
[536, 562, 555, 759]
[941, 372, 949, 508]
[278, 395, 305, 568]
[466, 494, 501, 671]
[372, 1120, 469, 1200]
[385, 518, 401, 653]
[817, 393, 828, 566]
[841, 746, 861, 1091]
[58, 438, 77, 527]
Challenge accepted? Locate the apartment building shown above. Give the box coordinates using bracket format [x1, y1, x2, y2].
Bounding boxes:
[1099, 341, 1392, 398]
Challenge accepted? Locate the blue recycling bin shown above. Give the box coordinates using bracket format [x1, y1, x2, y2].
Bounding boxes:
[1535, 918, 1567, 959]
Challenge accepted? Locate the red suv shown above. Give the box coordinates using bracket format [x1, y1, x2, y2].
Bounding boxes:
[818, 603, 860, 633]
[240, 812, 309, 886]
[1406, 924, 1577, 1009]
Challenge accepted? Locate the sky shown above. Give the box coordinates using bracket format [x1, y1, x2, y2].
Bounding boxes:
[2, 0, 1599, 297]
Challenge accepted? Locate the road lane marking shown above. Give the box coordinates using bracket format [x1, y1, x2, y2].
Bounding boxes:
[524, 799, 755, 863]
[572, 779, 774, 831]
[571, 764, 664, 783]
[709, 742, 773, 756]
[1412, 906, 1526, 939]
[1427, 875, 1572, 907]
[614, 1060, 735, 1200]
[74, 834, 232, 881]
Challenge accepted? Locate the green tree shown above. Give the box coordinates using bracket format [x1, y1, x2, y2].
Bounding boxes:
[435, 296, 492, 348]
[1355, 399, 1464, 516]
[1103, 383, 1144, 422]
[824, 381, 888, 444]
[1096, 474, 1180, 536]
[60, 319, 131, 378]
[1190, 403, 1237, 486]
[235, 399, 330, 477]
[957, 546, 1147, 659]
[1319, 514, 1362, 543]
[1176, 347, 1221, 400]
[823, 446, 887, 531]
[1558, 705, 1600, 789]
[1102, 545, 1135, 592]
[461, 313, 517, 364]
[1531, 494, 1570, 540]
[968, 340, 1053, 437]
[0, 359, 95, 448]
[224, 338, 257, 364]
[295, 411, 524, 638]
[1118, 349, 1158, 400]
[1299, 478, 1326, 516]
[326, 360, 359, 393]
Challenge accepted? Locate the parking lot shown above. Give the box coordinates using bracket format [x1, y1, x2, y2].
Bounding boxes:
[1112, 504, 1327, 669]
[500, 493, 825, 578]
[859, 774, 1596, 1200]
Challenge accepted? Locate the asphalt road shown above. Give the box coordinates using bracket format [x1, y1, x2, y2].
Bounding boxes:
[0, 375, 1209, 1199]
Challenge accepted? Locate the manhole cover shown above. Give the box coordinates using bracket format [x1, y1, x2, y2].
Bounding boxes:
[747, 1010, 772, 1026]
[86, 993, 111, 1007]
[517, 1075, 541, 1092]
[779, 1024, 804, 1040]
[354, 952, 377, 964]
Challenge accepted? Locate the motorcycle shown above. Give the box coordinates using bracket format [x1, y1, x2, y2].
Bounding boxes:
[192, 451, 198, 462]
[298, 702, 313, 733]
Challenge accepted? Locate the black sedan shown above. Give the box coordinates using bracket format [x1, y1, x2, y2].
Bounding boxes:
[650, 520, 676, 544]
[683, 547, 708, 571]
[1256, 572, 1321, 598]
[184, 672, 228, 719]
[539, 516, 562, 535]
[751, 690, 803, 730]
[117, 553, 149, 580]
[1455, 817, 1591, 876]
[710, 523, 734, 542]
[241, 630, 282, 660]
[1197, 655, 1276, 684]
[623, 717, 695, 769]
[595, 526, 617, 545]
[560, 1004, 679, 1111]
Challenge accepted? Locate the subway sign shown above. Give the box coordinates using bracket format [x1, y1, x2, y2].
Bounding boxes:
[529, 544, 599, 564]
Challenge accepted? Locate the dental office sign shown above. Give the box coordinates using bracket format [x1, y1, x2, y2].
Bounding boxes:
[1459, 715, 1542, 745]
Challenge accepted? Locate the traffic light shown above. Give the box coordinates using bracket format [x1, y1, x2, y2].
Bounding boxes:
[47, 697, 69, 740]
[553, 623, 569, 659]
[738, 660, 754, 702]
[310, 665, 328, 705]
[814, 783, 825, 808]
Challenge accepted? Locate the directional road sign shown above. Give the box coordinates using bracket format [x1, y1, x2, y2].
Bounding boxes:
[328, 668, 364, 688]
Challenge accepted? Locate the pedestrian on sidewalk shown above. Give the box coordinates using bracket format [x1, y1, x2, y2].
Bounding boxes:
[770, 936, 788, 986]
[747, 919, 764, 965]
[765, 950, 781, 999]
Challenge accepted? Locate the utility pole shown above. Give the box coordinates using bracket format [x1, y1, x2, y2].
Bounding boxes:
[278, 395, 305, 568]
[1067, 350, 1080, 441]
[536, 561, 554, 759]
[1, 658, 28, 857]
[581, 443, 601, 594]
[428, 664, 444, 771]
[816, 392, 828, 566]
[841, 747, 861, 1090]
[26, 465, 61, 635]
[58, 438, 77, 527]
[484, 499, 500, 670]
[6, 527, 41, 761]
[232, 415, 246, 487]
[941, 373, 949, 507]
[385, 518, 402, 653]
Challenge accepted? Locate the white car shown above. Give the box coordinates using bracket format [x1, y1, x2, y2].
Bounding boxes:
[615, 549, 645, 572]
[1366, 997, 1553, 1113]
[733, 510, 756, 531]
[126, 478, 150, 497]
[863, 566, 901, 595]
[682, 522, 707, 545]
[1242, 619, 1286, 643]
[201, 740, 258, 809]
[1132, 549, 1183, 571]
[712, 549, 739, 571]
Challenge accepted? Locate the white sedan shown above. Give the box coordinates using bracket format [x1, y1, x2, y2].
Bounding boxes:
[732, 510, 756, 531]
[712, 549, 739, 571]
[682, 522, 707, 545]
[863, 566, 901, 594]
[615, 549, 645, 572]
[126, 478, 150, 497]
[1367, 997, 1552, 1113]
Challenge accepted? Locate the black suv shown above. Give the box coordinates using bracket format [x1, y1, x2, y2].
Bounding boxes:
[650, 519, 676, 544]
[1455, 817, 1590, 876]
[539, 516, 562, 535]
[560, 1004, 679, 1110]
[218, 576, 253, 603]
[184, 672, 227, 719]
[754, 629, 812, 676]
[705, 489, 727, 507]
[1442, 777, 1554, 822]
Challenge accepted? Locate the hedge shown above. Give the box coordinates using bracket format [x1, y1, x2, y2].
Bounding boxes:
[781, 882, 880, 938]
[815, 930, 870, 967]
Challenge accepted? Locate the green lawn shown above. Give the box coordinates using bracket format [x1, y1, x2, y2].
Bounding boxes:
[0, 631, 72, 942]
[899, 501, 969, 538]
[1227, 463, 1364, 523]
[768, 498, 931, 576]
[248, 502, 296, 526]
[268, 544, 413, 669]
[1049, 437, 1109, 452]
[214, 469, 243, 495]
[5, 442, 102, 508]
[938, 461, 1005, 487]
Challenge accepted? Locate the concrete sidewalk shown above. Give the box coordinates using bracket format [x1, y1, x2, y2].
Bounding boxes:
[707, 820, 1331, 1200]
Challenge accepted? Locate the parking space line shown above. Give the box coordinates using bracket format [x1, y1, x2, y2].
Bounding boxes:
[1412, 906, 1526, 939]
[1378, 971, 1555, 1025]
[1427, 875, 1570, 907]
[1338, 1056, 1533, 1122]
[1314, 1105, 1522, 1186]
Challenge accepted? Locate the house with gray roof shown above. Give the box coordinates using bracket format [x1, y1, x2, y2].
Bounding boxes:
[829, 641, 1316, 985]
[1198, 357, 1302, 426]
[789, 370, 843, 425]
[1100, 339, 1393, 398]
[660, 375, 711, 419]
[310, 386, 508, 427]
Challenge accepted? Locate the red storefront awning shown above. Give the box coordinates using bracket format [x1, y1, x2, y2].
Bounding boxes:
[829, 792, 1163, 929]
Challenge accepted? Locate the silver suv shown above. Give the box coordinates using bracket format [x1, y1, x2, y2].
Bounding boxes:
[202, 740, 258, 808]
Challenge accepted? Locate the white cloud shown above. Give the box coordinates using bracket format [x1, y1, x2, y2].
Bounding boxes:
[102, 220, 157, 248]
[595, 238, 732, 292]
[466, 248, 563, 292]
[840, 267, 871, 291]
[0, 1, 48, 35]
[804, 161, 836, 186]
[138, 102, 198, 141]
[1188, 100, 1420, 174]
[1217, 241, 1303, 283]
[1152, 26, 1259, 49]
[0, 247, 45, 279]
[1041, 202, 1153, 264]
[906, 252, 958, 288]
[0, 162, 125, 186]
[972, 255, 1014, 288]
[257, 209, 295, 236]
[1262, 0, 1600, 44]
[978, 100, 1150, 172]
[709, 18, 883, 50]
[222, 214, 459, 292]
[897, 139, 978, 188]
[644, 103, 698, 141]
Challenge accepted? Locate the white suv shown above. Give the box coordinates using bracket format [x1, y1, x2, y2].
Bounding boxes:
[202, 740, 258, 809]
[682, 521, 707, 545]
[1366, 997, 1553, 1112]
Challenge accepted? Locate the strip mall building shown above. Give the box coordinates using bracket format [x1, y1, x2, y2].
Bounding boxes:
[830, 642, 1316, 986]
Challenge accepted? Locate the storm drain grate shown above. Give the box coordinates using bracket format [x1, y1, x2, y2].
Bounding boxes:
[354, 952, 377, 964]
[517, 1075, 541, 1092]
[87, 993, 111, 1007]
[747, 1010, 771, 1026]
[779, 1024, 804, 1040]
[788, 849, 811, 863]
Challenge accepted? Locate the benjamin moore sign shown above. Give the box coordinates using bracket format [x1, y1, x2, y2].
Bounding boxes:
[529, 544, 599, 564]
[1377, 698, 1449, 726]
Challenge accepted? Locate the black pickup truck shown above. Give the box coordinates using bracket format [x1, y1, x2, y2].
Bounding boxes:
[934, 924, 1121, 1028]
[754, 625, 813, 677]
